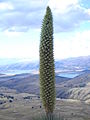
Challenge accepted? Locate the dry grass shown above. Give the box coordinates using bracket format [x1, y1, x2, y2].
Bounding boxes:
[0, 92, 90, 120]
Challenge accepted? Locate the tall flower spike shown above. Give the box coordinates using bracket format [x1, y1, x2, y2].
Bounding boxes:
[39, 6, 56, 117]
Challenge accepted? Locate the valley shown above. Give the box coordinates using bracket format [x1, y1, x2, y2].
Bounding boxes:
[0, 56, 90, 120]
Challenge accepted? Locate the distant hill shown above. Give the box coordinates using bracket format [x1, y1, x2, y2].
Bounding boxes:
[55, 55, 90, 72]
[0, 72, 90, 103]
[0, 74, 69, 94]
[0, 55, 90, 74]
[56, 72, 90, 103]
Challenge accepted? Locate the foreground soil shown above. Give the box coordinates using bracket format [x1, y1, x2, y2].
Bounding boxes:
[0, 93, 90, 120]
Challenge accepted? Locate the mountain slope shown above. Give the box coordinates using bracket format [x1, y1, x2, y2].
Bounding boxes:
[0, 72, 90, 103]
[57, 72, 90, 103]
[0, 74, 69, 94]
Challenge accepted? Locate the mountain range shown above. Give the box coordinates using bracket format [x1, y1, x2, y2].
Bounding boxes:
[0, 55, 90, 103]
[0, 55, 90, 74]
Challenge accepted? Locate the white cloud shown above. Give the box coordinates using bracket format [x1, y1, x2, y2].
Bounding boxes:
[0, 2, 14, 10]
[0, 29, 90, 59]
[0, 0, 90, 59]
[48, 0, 90, 32]
[0, 0, 90, 32]
[0, 38, 39, 59]
[87, 9, 90, 16]
[4, 30, 22, 37]
[48, 0, 78, 12]
[54, 30, 90, 59]
[0, 0, 47, 31]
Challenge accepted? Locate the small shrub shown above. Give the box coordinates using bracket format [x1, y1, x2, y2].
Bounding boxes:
[9, 100, 13, 103]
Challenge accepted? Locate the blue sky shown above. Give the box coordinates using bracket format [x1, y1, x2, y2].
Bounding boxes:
[0, 0, 90, 60]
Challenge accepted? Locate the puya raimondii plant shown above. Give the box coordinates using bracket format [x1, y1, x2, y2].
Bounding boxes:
[39, 6, 56, 117]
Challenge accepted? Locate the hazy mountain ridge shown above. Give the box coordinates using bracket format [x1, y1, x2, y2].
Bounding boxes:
[0, 56, 90, 73]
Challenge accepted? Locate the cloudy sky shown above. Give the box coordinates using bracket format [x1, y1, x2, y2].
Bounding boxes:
[0, 0, 90, 60]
